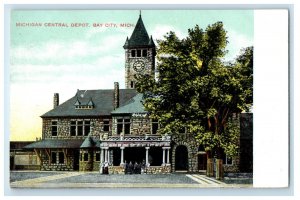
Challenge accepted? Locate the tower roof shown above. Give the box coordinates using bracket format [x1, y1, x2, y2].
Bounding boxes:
[123, 13, 155, 48]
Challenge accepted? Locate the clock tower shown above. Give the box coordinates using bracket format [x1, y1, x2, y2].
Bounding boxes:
[123, 13, 156, 89]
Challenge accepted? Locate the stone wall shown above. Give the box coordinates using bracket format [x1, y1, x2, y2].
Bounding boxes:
[93, 150, 101, 171]
[111, 115, 151, 135]
[222, 114, 241, 173]
[91, 118, 112, 140]
[108, 166, 125, 174]
[107, 165, 170, 174]
[171, 133, 199, 173]
[40, 149, 75, 171]
[145, 165, 171, 174]
[79, 149, 93, 171]
[131, 116, 151, 135]
[42, 118, 111, 140]
[223, 156, 240, 172]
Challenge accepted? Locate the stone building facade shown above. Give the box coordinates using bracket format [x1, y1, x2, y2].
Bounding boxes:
[24, 13, 252, 175]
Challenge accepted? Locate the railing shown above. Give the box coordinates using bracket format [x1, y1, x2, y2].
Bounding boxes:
[103, 134, 171, 141]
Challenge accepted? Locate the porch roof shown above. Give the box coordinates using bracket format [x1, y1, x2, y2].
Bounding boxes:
[23, 139, 84, 149]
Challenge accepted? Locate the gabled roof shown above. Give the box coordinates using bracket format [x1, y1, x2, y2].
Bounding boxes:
[41, 89, 137, 117]
[123, 14, 155, 48]
[111, 93, 147, 114]
[23, 139, 84, 149]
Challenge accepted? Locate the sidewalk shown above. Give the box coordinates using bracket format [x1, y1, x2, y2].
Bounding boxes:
[10, 171, 253, 188]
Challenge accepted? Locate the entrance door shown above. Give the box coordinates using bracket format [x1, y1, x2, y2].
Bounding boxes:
[198, 153, 207, 171]
[124, 147, 145, 164]
[175, 145, 188, 171]
[73, 150, 80, 170]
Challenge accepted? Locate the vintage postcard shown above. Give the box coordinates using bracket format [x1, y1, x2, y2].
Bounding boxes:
[8, 9, 286, 190]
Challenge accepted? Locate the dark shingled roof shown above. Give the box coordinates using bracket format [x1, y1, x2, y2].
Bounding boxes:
[111, 93, 147, 114]
[123, 14, 155, 48]
[41, 89, 137, 117]
[23, 139, 84, 149]
[80, 136, 99, 148]
[10, 141, 35, 150]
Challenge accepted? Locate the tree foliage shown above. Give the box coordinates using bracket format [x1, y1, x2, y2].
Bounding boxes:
[135, 22, 253, 158]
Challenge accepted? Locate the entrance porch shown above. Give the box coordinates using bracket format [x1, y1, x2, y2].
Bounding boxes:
[99, 135, 171, 174]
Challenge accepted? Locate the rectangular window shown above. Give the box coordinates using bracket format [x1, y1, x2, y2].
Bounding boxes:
[83, 153, 89, 161]
[70, 121, 76, 136]
[84, 120, 90, 136]
[95, 153, 100, 161]
[131, 50, 136, 57]
[124, 119, 131, 134]
[51, 121, 58, 136]
[151, 120, 159, 134]
[130, 81, 134, 88]
[58, 152, 64, 164]
[77, 121, 83, 136]
[137, 49, 141, 57]
[116, 118, 131, 134]
[142, 49, 147, 57]
[103, 120, 110, 132]
[226, 157, 232, 165]
[70, 120, 90, 136]
[117, 119, 123, 134]
[51, 152, 57, 164]
[223, 155, 233, 165]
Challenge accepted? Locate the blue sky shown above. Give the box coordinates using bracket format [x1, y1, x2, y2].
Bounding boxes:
[10, 10, 253, 140]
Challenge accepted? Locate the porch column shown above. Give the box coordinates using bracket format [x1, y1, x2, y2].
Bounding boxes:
[107, 149, 110, 164]
[104, 148, 108, 162]
[100, 148, 104, 163]
[166, 147, 171, 164]
[120, 146, 125, 165]
[145, 147, 150, 166]
[99, 148, 104, 173]
[162, 147, 166, 166]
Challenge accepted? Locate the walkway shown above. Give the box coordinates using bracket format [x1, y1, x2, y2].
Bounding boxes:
[10, 171, 252, 188]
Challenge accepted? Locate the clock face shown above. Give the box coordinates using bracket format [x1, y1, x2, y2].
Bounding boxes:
[133, 60, 145, 72]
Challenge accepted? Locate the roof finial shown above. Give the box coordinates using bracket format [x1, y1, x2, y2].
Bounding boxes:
[139, 10, 141, 17]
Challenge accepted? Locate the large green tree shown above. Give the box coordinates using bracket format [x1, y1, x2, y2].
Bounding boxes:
[136, 22, 253, 180]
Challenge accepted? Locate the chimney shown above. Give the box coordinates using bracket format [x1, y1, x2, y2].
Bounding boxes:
[114, 82, 119, 109]
[53, 93, 59, 109]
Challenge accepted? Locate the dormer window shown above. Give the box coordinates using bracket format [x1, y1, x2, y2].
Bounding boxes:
[74, 98, 94, 109]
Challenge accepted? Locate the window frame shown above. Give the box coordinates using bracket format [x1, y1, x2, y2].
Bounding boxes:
[136, 49, 141, 57]
[95, 152, 100, 162]
[151, 119, 159, 134]
[131, 50, 136, 57]
[51, 121, 58, 137]
[103, 119, 110, 132]
[58, 152, 64, 164]
[116, 117, 131, 135]
[51, 152, 57, 164]
[70, 120, 91, 136]
[83, 152, 89, 162]
[51, 151, 65, 164]
[142, 49, 147, 57]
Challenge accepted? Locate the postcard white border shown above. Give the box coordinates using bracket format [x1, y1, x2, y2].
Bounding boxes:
[2, 3, 293, 198]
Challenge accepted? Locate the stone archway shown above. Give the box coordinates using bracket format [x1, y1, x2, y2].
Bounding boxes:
[174, 145, 188, 171]
[171, 136, 198, 173]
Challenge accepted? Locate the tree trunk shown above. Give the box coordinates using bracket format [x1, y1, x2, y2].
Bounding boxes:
[206, 151, 214, 177]
[215, 158, 224, 180]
